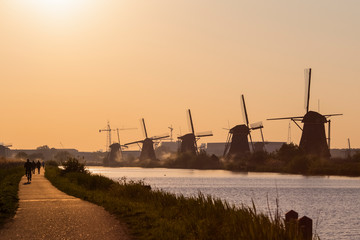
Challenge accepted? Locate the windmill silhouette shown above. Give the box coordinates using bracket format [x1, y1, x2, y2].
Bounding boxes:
[267, 68, 342, 157]
[223, 94, 265, 158]
[178, 109, 213, 155]
[124, 118, 169, 161]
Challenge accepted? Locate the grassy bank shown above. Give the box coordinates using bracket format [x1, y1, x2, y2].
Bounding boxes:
[45, 164, 307, 240]
[0, 161, 24, 226]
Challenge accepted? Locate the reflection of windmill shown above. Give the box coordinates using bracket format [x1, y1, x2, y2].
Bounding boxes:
[223, 94, 265, 158]
[267, 68, 342, 157]
[124, 118, 169, 161]
[178, 109, 213, 155]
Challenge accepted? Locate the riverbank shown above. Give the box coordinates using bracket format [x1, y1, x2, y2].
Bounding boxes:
[103, 145, 360, 177]
[45, 163, 308, 240]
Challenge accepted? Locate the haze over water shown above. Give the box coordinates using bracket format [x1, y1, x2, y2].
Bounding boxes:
[89, 167, 360, 240]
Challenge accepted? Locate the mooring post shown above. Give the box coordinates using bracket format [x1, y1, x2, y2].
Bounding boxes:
[285, 210, 298, 223]
[299, 216, 312, 240]
[285, 210, 299, 234]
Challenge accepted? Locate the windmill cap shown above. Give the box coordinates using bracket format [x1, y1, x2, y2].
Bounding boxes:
[230, 124, 250, 134]
[302, 111, 327, 123]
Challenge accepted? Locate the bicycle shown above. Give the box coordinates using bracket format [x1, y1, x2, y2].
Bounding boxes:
[26, 169, 32, 183]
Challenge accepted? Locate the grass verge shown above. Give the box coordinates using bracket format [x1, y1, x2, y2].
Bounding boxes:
[45, 166, 306, 240]
[0, 163, 24, 227]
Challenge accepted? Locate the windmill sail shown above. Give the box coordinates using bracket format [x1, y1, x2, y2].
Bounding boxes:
[196, 131, 213, 138]
[241, 95, 249, 126]
[141, 118, 148, 138]
[151, 134, 170, 141]
[250, 121, 263, 130]
[304, 68, 312, 113]
[187, 109, 195, 134]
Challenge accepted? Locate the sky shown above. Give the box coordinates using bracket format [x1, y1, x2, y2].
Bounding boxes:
[0, 0, 359, 151]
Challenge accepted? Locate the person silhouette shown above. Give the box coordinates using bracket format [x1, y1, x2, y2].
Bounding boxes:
[31, 160, 36, 174]
[36, 160, 41, 174]
[24, 159, 32, 183]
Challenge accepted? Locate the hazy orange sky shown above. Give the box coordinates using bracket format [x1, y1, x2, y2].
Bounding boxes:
[1, 0, 359, 151]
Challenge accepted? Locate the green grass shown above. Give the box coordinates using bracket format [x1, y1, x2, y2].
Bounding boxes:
[0, 162, 24, 227]
[45, 166, 306, 240]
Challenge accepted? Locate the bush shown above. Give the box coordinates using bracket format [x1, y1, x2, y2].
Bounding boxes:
[276, 143, 303, 162]
[62, 158, 87, 174]
[46, 160, 59, 167]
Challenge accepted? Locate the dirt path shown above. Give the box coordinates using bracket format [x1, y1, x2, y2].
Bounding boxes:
[0, 169, 131, 240]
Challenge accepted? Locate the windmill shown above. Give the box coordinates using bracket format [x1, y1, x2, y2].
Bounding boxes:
[99, 121, 136, 164]
[124, 118, 169, 161]
[178, 109, 213, 155]
[267, 68, 342, 158]
[223, 94, 266, 158]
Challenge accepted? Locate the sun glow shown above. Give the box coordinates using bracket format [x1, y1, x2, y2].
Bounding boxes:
[28, 0, 88, 18]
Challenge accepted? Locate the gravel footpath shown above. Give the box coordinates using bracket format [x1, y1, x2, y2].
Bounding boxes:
[0, 169, 131, 240]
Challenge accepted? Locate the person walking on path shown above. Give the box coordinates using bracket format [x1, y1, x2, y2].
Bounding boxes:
[31, 160, 36, 174]
[42, 160, 45, 169]
[36, 160, 41, 174]
[24, 159, 32, 183]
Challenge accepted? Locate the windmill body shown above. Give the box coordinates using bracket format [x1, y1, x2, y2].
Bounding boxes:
[139, 138, 156, 161]
[227, 124, 250, 156]
[178, 133, 197, 155]
[104, 143, 121, 166]
[299, 111, 330, 157]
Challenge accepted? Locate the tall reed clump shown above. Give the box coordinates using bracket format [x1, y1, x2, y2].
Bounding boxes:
[45, 164, 307, 240]
[0, 162, 24, 226]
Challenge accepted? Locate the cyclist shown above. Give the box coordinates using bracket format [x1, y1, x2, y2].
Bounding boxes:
[24, 159, 32, 183]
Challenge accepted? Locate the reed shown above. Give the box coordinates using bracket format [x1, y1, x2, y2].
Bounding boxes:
[45, 166, 306, 240]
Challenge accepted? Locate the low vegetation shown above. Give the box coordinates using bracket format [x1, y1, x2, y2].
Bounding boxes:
[222, 143, 360, 176]
[100, 143, 360, 177]
[0, 159, 24, 226]
[45, 158, 307, 240]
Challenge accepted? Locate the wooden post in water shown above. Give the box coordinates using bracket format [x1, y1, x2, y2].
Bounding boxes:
[285, 210, 299, 234]
[285, 210, 298, 223]
[299, 216, 312, 240]
[285, 210, 312, 239]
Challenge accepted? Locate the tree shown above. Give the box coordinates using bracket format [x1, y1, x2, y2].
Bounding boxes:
[15, 152, 28, 159]
[54, 151, 73, 163]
